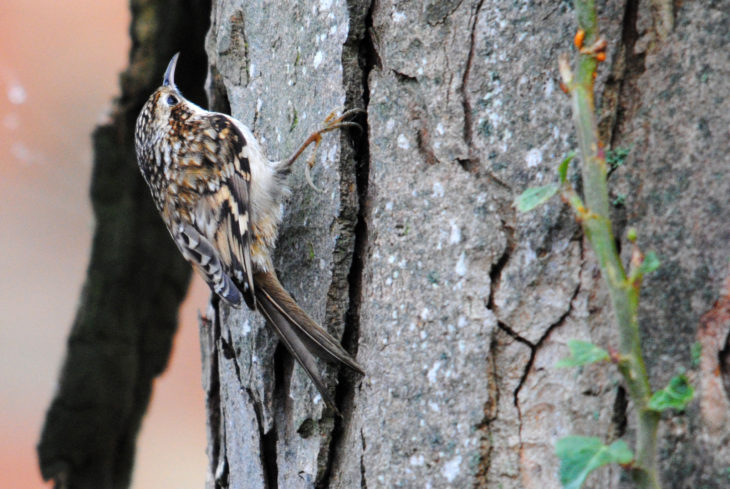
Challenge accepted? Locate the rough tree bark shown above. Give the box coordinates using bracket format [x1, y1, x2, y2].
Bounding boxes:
[201, 1, 730, 488]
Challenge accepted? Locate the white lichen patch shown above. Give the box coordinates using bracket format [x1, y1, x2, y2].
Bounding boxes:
[420, 307, 430, 320]
[397, 133, 410, 149]
[441, 455, 462, 482]
[449, 221, 461, 244]
[526, 147, 543, 167]
[455, 252, 467, 277]
[545, 77, 555, 97]
[313, 50, 324, 69]
[427, 361, 441, 384]
[409, 454, 425, 466]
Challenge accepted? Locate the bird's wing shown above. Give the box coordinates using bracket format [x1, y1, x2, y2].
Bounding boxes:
[174, 112, 256, 306]
[172, 221, 243, 306]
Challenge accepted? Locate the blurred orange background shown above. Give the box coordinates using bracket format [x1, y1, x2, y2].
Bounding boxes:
[0, 1, 207, 487]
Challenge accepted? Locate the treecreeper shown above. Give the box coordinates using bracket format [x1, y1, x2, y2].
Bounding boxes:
[134, 53, 364, 411]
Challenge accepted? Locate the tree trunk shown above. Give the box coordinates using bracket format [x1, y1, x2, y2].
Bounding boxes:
[200, 1, 729, 488]
[37, 2, 210, 488]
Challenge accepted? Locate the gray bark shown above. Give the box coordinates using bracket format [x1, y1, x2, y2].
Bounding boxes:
[202, 1, 730, 488]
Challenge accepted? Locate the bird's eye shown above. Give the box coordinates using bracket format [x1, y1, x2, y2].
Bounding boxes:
[166, 94, 179, 106]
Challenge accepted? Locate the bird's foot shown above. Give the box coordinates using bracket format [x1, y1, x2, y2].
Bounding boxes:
[282, 108, 364, 192]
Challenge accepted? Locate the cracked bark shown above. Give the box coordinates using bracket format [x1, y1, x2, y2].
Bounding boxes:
[202, 1, 730, 488]
[457, 0, 484, 173]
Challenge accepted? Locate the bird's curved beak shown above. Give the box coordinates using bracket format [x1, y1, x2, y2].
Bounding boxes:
[163, 53, 180, 87]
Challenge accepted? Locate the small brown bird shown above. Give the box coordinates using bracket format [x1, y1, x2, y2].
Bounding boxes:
[135, 53, 363, 410]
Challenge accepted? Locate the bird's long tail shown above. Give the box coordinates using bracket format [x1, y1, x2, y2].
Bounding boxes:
[253, 270, 364, 410]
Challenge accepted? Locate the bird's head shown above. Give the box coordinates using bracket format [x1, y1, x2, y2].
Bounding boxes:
[148, 53, 188, 121]
[135, 53, 197, 184]
[135, 53, 196, 151]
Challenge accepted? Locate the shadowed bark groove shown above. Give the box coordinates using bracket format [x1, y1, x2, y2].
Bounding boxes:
[318, 0, 374, 486]
[201, 307, 227, 489]
[457, 0, 485, 173]
[599, 0, 646, 146]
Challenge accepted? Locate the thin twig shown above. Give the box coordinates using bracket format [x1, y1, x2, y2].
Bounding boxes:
[566, 1, 661, 487]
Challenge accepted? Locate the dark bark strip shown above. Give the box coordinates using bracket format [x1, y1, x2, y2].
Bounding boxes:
[318, 0, 375, 486]
[37, 2, 211, 488]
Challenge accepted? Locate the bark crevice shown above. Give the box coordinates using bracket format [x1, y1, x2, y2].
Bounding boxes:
[457, 0, 485, 173]
[599, 0, 647, 147]
[318, 0, 375, 486]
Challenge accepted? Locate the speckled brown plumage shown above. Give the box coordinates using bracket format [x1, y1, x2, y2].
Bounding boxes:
[135, 53, 363, 410]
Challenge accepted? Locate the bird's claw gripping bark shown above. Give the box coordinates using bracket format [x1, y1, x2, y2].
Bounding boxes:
[285, 108, 365, 193]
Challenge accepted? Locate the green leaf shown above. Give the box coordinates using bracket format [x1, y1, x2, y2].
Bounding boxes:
[556, 340, 610, 368]
[638, 251, 661, 275]
[611, 193, 626, 207]
[648, 374, 694, 412]
[690, 342, 702, 368]
[606, 146, 631, 169]
[307, 242, 315, 261]
[290, 107, 299, 132]
[515, 184, 560, 212]
[556, 436, 633, 489]
[558, 151, 576, 183]
[626, 227, 638, 243]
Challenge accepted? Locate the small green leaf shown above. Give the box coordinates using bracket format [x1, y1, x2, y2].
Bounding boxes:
[606, 146, 631, 169]
[556, 436, 633, 489]
[648, 374, 694, 412]
[690, 342, 702, 368]
[638, 251, 661, 275]
[558, 151, 576, 183]
[611, 193, 626, 207]
[290, 108, 299, 132]
[626, 227, 638, 243]
[308, 242, 315, 261]
[556, 340, 610, 368]
[515, 184, 560, 212]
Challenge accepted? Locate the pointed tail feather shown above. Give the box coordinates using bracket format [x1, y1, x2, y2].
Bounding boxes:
[253, 271, 364, 410]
